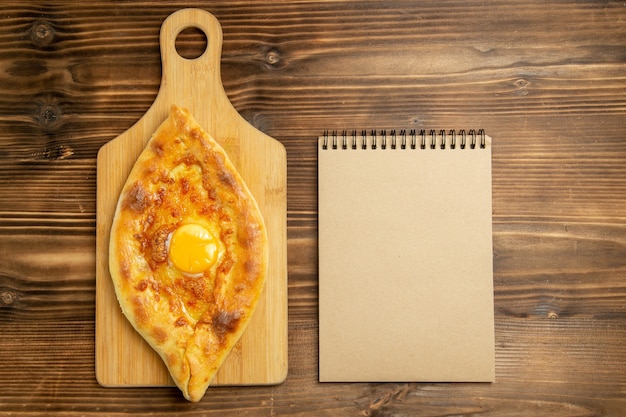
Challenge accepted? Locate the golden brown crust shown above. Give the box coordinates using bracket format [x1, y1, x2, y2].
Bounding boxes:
[109, 105, 268, 402]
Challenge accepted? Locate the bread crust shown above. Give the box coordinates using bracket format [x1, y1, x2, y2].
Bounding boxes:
[109, 105, 268, 402]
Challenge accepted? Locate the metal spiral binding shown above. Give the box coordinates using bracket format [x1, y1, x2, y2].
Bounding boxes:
[322, 129, 485, 150]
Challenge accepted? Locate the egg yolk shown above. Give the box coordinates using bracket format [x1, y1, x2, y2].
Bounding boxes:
[168, 223, 219, 274]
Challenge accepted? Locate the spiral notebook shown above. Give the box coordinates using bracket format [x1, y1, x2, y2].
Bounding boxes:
[318, 129, 495, 382]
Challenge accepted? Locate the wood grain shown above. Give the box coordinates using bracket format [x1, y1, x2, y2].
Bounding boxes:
[1, 0, 625, 415]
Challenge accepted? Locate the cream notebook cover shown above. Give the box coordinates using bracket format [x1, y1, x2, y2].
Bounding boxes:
[318, 130, 495, 382]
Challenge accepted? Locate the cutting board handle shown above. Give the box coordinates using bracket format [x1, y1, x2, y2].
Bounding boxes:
[161, 8, 222, 75]
[152, 8, 229, 123]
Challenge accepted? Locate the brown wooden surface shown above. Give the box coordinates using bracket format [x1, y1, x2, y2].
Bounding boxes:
[0, 1, 625, 415]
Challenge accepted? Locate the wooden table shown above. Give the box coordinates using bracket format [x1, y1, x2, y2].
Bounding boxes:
[1, 1, 625, 415]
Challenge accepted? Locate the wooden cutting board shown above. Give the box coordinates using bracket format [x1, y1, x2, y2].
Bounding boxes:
[95, 9, 287, 388]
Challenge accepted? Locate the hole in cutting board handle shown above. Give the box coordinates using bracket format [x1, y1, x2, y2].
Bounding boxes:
[174, 26, 208, 59]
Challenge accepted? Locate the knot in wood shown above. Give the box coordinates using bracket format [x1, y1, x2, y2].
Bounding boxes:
[41, 105, 59, 124]
[1, 290, 16, 305]
[513, 78, 530, 96]
[35, 97, 63, 132]
[30, 20, 55, 47]
[265, 49, 281, 65]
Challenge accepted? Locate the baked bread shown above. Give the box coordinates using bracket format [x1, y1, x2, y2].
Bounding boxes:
[109, 105, 268, 401]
